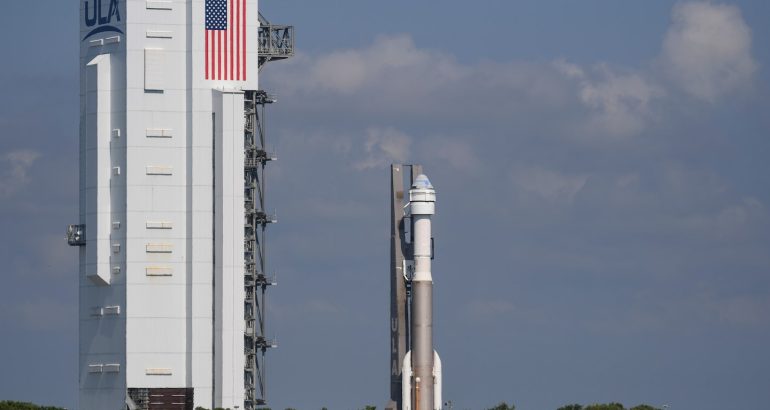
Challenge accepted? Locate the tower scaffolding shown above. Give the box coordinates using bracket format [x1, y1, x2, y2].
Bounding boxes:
[244, 90, 278, 408]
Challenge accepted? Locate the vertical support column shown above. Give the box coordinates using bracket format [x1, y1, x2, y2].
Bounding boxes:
[213, 89, 246, 409]
[84, 54, 113, 286]
[390, 164, 424, 410]
[389, 165, 407, 410]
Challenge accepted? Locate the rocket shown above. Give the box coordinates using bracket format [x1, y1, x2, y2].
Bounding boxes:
[402, 174, 442, 410]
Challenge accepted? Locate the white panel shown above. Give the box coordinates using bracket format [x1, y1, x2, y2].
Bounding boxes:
[146, 0, 173, 10]
[128, 317, 186, 350]
[88, 364, 104, 374]
[146, 220, 173, 229]
[191, 186, 214, 212]
[144, 48, 166, 91]
[126, 284, 186, 316]
[126, 186, 187, 212]
[129, 356, 186, 386]
[127, 238, 185, 265]
[191, 237, 214, 263]
[146, 30, 173, 39]
[146, 243, 173, 253]
[146, 266, 173, 276]
[145, 165, 173, 175]
[145, 128, 173, 138]
[145, 368, 172, 375]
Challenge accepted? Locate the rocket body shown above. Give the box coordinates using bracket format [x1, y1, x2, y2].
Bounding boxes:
[403, 174, 441, 410]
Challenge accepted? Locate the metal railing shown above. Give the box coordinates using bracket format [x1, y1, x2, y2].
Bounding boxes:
[258, 12, 294, 68]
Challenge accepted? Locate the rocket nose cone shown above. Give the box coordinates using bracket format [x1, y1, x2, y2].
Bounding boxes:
[412, 174, 433, 189]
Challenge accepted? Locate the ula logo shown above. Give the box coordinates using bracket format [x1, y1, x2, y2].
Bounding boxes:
[82, 0, 123, 41]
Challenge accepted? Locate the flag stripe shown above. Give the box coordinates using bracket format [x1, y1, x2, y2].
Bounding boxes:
[220, 16, 225, 80]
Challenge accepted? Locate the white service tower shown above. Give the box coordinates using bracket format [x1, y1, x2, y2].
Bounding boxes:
[68, 1, 292, 409]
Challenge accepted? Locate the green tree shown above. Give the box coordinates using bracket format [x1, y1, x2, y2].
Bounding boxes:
[360, 406, 376, 410]
[558, 404, 661, 410]
[487, 403, 515, 410]
[584, 404, 625, 410]
[0, 402, 67, 410]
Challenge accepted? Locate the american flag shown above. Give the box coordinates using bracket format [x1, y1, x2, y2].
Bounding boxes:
[205, 0, 246, 80]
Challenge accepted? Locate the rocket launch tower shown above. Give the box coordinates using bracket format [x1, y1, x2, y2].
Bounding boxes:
[67, 1, 292, 409]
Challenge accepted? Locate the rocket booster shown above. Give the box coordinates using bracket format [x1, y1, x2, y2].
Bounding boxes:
[402, 174, 442, 410]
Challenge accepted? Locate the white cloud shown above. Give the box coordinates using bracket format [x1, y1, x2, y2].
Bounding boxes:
[279, 34, 465, 95]
[263, 2, 758, 146]
[265, 35, 574, 127]
[661, 1, 757, 102]
[0, 149, 40, 197]
[510, 166, 589, 204]
[556, 60, 665, 138]
[354, 127, 412, 170]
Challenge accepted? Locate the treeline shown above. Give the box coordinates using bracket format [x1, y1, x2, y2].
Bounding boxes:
[249, 404, 662, 410]
[0, 401, 67, 410]
[486, 403, 662, 410]
[247, 404, 661, 410]
[557, 404, 661, 410]
[0, 401, 660, 410]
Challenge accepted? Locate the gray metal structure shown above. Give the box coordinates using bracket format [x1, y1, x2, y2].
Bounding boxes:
[244, 12, 293, 409]
[244, 89, 277, 408]
[388, 164, 422, 410]
[67, 224, 86, 247]
[258, 12, 295, 69]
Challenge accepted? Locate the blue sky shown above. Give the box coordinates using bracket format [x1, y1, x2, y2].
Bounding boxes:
[1, 1, 769, 409]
